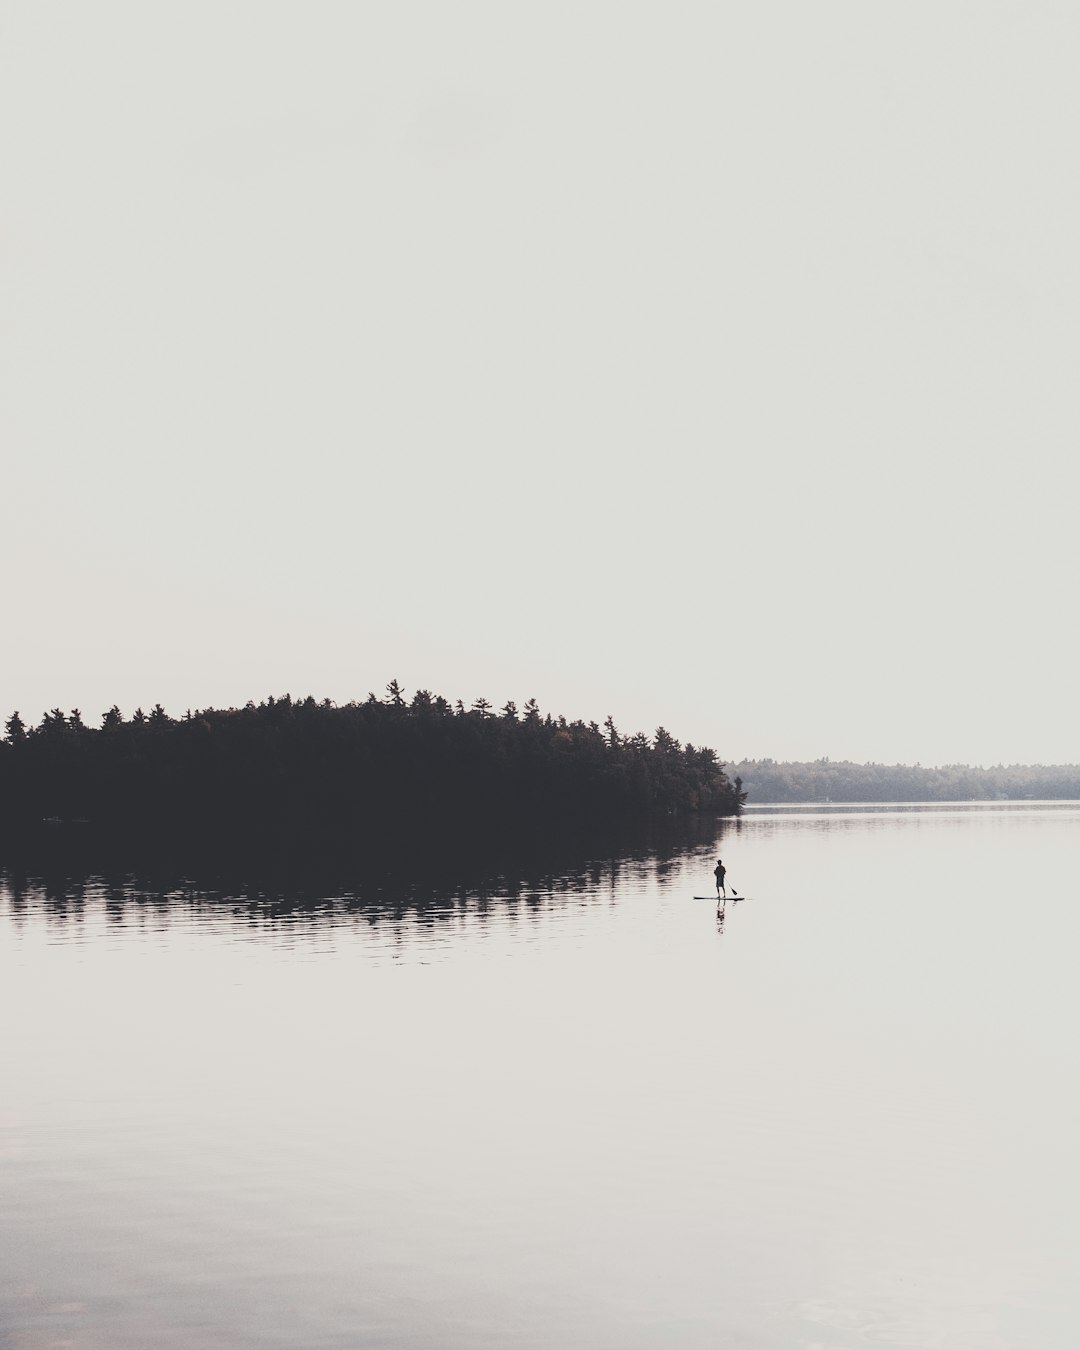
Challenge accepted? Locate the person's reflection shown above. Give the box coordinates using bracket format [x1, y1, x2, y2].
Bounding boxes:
[716, 895, 726, 933]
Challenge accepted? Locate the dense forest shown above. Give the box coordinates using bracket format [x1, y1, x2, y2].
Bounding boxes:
[733, 758, 1080, 802]
[0, 684, 745, 856]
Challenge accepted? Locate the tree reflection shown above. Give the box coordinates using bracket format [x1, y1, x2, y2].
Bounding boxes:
[1, 813, 739, 932]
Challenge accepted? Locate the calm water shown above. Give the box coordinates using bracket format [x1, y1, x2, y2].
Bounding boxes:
[2, 803, 1079, 1349]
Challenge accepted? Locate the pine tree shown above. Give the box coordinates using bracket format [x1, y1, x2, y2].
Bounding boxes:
[3, 711, 26, 744]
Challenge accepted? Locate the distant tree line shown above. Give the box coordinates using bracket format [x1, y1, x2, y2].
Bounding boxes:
[0, 684, 744, 854]
[733, 758, 1080, 803]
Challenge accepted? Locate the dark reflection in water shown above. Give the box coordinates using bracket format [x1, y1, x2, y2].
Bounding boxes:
[1, 813, 738, 931]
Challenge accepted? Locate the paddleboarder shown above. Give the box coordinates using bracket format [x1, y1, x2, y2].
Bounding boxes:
[714, 858, 727, 899]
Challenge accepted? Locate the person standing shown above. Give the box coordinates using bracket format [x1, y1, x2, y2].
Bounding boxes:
[714, 858, 727, 899]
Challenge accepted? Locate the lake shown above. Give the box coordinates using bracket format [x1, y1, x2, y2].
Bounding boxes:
[2, 802, 1078, 1349]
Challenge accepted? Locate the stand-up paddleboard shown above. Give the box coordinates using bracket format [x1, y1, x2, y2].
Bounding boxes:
[694, 895, 749, 901]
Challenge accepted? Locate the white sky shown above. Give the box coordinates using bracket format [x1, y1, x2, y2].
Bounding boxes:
[3, 2, 1078, 767]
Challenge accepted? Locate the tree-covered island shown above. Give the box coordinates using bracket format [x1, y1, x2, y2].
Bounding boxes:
[0, 683, 745, 854]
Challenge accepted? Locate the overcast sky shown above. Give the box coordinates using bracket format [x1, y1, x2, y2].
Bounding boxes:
[3, 2, 1078, 767]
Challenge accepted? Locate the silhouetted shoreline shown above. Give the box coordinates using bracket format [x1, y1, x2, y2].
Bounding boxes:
[1, 686, 745, 874]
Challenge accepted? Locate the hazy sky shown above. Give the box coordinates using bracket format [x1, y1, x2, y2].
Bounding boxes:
[3, 2, 1078, 766]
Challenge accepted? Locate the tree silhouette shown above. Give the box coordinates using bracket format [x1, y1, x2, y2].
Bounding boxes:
[0, 684, 745, 855]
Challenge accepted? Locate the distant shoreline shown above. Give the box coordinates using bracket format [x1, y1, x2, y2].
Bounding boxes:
[742, 799, 1080, 808]
[732, 759, 1080, 803]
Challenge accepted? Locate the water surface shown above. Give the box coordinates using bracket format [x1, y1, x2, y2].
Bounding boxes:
[2, 804, 1078, 1348]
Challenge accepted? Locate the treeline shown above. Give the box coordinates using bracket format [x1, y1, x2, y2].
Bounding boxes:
[733, 758, 1080, 802]
[0, 683, 744, 854]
